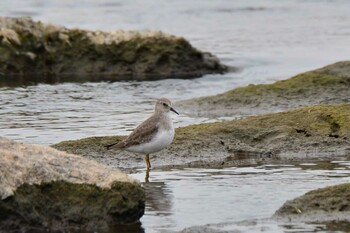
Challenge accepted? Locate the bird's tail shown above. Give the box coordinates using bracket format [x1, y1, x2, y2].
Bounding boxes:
[105, 142, 119, 150]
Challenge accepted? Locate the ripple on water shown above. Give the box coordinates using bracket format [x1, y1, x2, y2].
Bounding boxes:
[128, 160, 350, 233]
[1, 1, 350, 145]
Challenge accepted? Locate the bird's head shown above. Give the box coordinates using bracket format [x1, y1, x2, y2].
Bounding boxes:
[155, 98, 179, 115]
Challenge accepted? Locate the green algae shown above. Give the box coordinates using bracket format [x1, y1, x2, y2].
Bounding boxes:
[274, 183, 350, 219]
[174, 104, 350, 140]
[53, 104, 350, 169]
[52, 135, 124, 156]
[236, 104, 350, 136]
[0, 180, 145, 232]
[219, 61, 350, 98]
[178, 61, 350, 118]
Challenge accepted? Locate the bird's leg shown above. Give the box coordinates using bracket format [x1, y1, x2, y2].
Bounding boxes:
[145, 154, 151, 170]
[145, 169, 150, 183]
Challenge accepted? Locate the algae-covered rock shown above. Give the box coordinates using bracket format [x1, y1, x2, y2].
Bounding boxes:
[0, 137, 145, 232]
[53, 104, 350, 169]
[178, 61, 350, 117]
[0, 16, 227, 81]
[273, 183, 350, 222]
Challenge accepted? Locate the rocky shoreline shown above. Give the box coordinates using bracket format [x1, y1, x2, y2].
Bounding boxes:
[52, 61, 350, 228]
[177, 61, 350, 118]
[0, 137, 145, 232]
[1, 22, 350, 230]
[53, 104, 350, 170]
[273, 183, 350, 222]
[0, 16, 228, 81]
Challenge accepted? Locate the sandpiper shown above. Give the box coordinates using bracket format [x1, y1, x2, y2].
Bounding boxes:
[105, 98, 179, 170]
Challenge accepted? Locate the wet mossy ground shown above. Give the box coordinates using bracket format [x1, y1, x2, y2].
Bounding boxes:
[0, 180, 145, 232]
[53, 104, 350, 170]
[178, 61, 350, 117]
[274, 183, 350, 222]
[0, 16, 228, 81]
[52, 135, 124, 157]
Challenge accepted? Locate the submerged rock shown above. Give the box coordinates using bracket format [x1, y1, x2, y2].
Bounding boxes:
[273, 183, 350, 222]
[0, 16, 228, 81]
[177, 61, 350, 117]
[0, 137, 145, 232]
[53, 104, 350, 169]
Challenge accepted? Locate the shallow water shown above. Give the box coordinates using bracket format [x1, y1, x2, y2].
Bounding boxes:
[1, 0, 350, 144]
[129, 160, 350, 233]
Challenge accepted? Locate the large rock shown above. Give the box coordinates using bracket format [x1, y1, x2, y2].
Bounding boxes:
[0, 16, 228, 81]
[53, 104, 350, 169]
[0, 137, 145, 232]
[177, 61, 350, 117]
[273, 183, 350, 222]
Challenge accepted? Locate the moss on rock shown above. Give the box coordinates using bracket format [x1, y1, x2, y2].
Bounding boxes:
[178, 61, 350, 117]
[0, 16, 228, 81]
[0, 181, 145, 232]
[273, 183, 350, 222]
[53, 104, 350, 169]
[0, 137, 145, 232]
[52, 135, 124, 157]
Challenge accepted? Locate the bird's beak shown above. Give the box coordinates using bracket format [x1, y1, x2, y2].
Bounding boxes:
[170, 107, 179, 115]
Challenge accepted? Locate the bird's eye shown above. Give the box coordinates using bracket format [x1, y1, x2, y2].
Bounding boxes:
[163, 103, 167, 107]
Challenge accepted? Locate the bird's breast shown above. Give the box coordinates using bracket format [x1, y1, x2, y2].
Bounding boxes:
[153, 128, 175, 150]
[126, 127, 174, 154]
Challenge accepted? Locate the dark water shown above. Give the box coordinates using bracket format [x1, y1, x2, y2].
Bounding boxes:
[1, 1, 350, 232]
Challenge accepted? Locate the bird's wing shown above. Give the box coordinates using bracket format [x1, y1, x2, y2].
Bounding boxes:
[114, 114, 160, 149]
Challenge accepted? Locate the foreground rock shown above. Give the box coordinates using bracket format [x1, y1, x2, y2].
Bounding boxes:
[177, 61, 350, 117]
[273, 183, 350, 222]
[0, 137, 145, 232]
[0, 16, 227, 81]
[53, 104, 350, 169]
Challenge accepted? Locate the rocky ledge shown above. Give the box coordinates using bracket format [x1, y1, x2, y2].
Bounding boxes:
[177, 61, 350, 117]
[53, 104, 350, 170]
[273, 183, 350, 223]
[0, 137, 145, 232]
[0, 16, 228, 81]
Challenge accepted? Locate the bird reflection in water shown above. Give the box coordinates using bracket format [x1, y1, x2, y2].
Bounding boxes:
[143, 177, 173, 216]
[109, 222, 145, 233]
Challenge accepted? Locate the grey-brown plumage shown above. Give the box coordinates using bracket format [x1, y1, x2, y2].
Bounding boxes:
[105, 98, 179, 171]
[105, 113, 160, 150]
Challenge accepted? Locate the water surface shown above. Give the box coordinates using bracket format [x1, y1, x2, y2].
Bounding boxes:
[129, 160, 350, 233]
[1, 0, 350, 144]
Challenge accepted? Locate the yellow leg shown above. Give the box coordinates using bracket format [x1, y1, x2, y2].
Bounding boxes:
[145, 154, 151, 170]
[145, 169, 150, 183]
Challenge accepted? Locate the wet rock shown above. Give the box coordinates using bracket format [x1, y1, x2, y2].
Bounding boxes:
[177, 61, 350, 118]
[0, 16, 228, 81]
[273, 183, 350, 222]
[0, 137, 145, 232]
[53, 104, 350, 169]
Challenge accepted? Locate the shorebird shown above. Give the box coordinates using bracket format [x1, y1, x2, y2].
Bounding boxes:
[105, 98, 179, 171]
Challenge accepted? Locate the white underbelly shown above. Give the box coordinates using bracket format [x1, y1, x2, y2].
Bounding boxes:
[126, 129, 175, 154]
